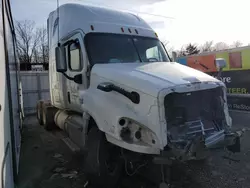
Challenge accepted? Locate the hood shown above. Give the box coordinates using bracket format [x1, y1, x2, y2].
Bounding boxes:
[91, 62, 221, 97]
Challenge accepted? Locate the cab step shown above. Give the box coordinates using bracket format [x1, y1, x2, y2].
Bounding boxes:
[62, 137, 80, 153]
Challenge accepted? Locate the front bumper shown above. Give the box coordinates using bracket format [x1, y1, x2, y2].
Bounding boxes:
[153, 129, 243, 164]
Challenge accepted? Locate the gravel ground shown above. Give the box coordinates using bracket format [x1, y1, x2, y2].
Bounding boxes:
[17, 116, 250, 188]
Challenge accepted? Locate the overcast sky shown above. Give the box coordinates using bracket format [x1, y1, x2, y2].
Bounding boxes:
[11, 0, 250, 49]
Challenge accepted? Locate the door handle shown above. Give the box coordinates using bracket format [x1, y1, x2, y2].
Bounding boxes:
[67, 92, 71, 103]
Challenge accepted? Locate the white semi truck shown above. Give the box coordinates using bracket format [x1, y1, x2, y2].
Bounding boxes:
[38, 3, 242, 187]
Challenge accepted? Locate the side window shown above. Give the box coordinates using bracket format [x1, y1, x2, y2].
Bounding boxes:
[146, 46, 162, 62]
[69, 40, 81, 71]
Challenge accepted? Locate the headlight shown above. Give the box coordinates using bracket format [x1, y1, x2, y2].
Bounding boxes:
[118, 118, 158, 146]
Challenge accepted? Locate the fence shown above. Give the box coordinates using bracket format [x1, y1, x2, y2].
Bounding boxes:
[19, 71, 250, 116]
[20, 71, 50, 115]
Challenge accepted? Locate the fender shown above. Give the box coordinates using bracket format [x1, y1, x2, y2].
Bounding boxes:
[80, 86, 163, 149]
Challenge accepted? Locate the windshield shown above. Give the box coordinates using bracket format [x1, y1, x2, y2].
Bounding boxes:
[85, 33, 170, 65]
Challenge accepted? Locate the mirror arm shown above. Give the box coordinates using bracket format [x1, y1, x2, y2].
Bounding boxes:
[61, 72, 82, 84]
[62, 72, 74, 81]
[217, 68, 223, 78]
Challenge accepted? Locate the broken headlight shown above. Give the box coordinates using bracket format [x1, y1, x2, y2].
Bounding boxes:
[119, 118, 158, 146]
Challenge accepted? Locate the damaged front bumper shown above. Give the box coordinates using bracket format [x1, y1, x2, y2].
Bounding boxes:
[153, 84, 245, 164]
[153, 128, 244, 164]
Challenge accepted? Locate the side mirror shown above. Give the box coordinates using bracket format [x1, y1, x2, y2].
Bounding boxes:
[215, 58, 226, 70]
[172, 51, 177, 62]
[97, 82, 113, 92]
[55, 46, 67, 73]
[215, 58, 226, 77]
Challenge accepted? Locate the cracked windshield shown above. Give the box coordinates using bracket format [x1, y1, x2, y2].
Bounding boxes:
[0, 0, 249, 188]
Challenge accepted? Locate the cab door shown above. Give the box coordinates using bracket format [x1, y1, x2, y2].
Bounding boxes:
[64, 32, 88, 112]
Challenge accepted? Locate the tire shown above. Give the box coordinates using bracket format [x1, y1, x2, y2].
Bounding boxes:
[84, 127, 123, 188]
[193, 150, 210, 163]
[188, 156, 210, 168]
[43, 106, 57, 131]
[36, 101, 44, 125]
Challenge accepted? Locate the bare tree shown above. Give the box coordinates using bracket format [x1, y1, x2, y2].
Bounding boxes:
[200, 41, 213, 52]
[162, 40, 174, 57]
[34, 27, 49, 64]
[185, 43, 200, 56]
[40, 27, 49, 64]
[15, 20, 42, 64]
[176, 46, 186, 57]
[213, 42, 229, 51]
[231, 40, 243, 48]
[162, 40, 169, 47]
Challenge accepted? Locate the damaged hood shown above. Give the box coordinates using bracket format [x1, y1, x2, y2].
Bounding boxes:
[91, 62, 221, 97]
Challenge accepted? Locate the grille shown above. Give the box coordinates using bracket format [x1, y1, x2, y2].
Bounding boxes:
[165, 87, 226, 149]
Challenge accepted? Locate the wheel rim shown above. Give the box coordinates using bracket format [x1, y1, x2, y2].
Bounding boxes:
[43, 110, 46, 125]
[37, 109, 40, 119]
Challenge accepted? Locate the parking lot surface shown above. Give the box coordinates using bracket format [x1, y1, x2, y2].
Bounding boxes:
[17, 116, 250, 188]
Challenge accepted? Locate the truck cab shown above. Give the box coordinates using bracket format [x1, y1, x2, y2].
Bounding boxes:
[40, 3, 242, 187]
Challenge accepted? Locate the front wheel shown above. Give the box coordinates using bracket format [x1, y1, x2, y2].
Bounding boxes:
[84, 127, 123, 188]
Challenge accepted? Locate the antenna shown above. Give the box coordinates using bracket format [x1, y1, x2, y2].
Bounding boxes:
[57, 0, 60, 47]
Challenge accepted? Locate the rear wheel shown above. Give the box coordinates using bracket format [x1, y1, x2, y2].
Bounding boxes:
[43, 106, 57, 131]
[36, 101, 43, 125]
[84, 127, 123, 188]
